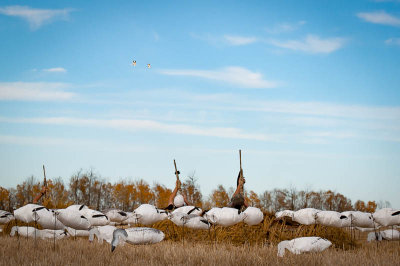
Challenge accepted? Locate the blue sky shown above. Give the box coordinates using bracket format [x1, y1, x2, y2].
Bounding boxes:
[0, 1, 399, 208]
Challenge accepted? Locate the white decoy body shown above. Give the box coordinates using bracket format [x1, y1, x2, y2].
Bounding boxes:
[169, 212, 210, 230]
[129, 204, 168, 225]
[173, 206, 202, 216]
[34, 207, 65, 230]
[173, 195, 185, 208]
[381, 229, 400, 240]
[80, 208, 109, 226]
[13, 204, 42, 223]
[277, 237, 332, 257]
[56, 209, 91, 230]
[242, 207, 264, 226]
[316, 211, 350, 228]
[0, 210, 14, 224]
[203, 207, 244, 227]
[89, 225, 117, 243]
[10, 226, 68, 240]
[292, 208, 319, 225]
[341, 211, 377, 228]
[373, 208, 400, 227]
[66, 227, 90, 237]
[111, 228, 164, 252]
[104, 209, 128, 223]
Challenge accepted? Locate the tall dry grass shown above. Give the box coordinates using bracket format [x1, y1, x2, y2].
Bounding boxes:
[0, 236, 399, 266]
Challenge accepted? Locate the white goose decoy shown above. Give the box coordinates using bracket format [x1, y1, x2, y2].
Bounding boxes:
[173, 206, 203, 216]
[277, 237, 332, 257]
[381, 229, 400, 240]
[34, 207, 65, 230]
[203, 207, 244, 227]
[10, 226, 68, 240]
[168, 212, 210, 230]
[111, 228, 164, 252]
[242, 207, 264, 226]
[80, 208, 109, 226]
[373, 208, 400, 227]
[13, 204, 42, 223]
[104, 209, 128, 224]
[0, 210, 14, 224]
[129, 204, 168, 225]
[341, 211, 377, 228]
[89, 225, 117, 244]
[66, 227, 90, 237]
[316, 211, 350, 228]
[56, 209, 91, 230]
[292, 208, 319, 225]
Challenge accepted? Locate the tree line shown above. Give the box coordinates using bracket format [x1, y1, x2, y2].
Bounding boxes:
[0, 169, 391, 213]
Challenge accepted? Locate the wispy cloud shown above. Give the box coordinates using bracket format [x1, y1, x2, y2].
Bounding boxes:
[159, 66, 277, 88]
[265, 21, 306, 34]
[0, 82, 76, 101]
[0, 5, 73, 30]
[0, 116, 277, 141]
[385, 37, 400, 46]
[43, 67, 67, 73]
[357, 11, 400, 27]
[223, 35, 258, 46]
[268, 35, 346, 54]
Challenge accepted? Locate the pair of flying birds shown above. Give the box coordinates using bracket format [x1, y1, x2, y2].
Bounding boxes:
[132, 60, 151, 69]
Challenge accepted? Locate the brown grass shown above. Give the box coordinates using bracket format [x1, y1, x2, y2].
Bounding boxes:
[0, 236, 399, 266]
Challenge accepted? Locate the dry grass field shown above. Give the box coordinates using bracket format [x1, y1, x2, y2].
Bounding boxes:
[0, 236, 399, 266]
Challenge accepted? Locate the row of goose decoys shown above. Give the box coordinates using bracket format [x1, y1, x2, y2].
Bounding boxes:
[1, 205, 399, 255]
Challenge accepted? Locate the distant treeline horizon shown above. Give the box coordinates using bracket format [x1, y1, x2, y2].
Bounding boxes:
[0, 169, 392, 213]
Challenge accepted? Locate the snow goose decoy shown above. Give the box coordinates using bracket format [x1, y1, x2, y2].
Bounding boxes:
[10, 226, 68, 240]
[56, 209, 91, 230]
[0, 210, 14, 224]
[111, 228, 164, 252]
[242, 207, 264, 226]
[292, 208, 320, 225]
[316, 211, 350, 228]
[203, 207, 244, 227]
[341, 211, 377, 228]
[173, 206, 203, 216]
[169, 212, 210, 230]
[89, 225, 117, 244]
[129, 204, 168, 225]
[277, 237, 332, 257]
[80, 208, 109, 226]
[373, 208, 400, 227]
[103, 209, 128, 224]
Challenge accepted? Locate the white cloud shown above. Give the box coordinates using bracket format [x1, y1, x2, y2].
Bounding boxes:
[43, 67, 67, 73]
[385, 38, 400, 45]
[159, 66, 277, 88]
[0, 5, 73, 30]
[0, 116, 277, 142]
[0, 82, 76, 101]
[357, 11, 400, 27]
[223, 35, 258, 46]
[266, 21, 306, 34]
[268, 35, 346, 54]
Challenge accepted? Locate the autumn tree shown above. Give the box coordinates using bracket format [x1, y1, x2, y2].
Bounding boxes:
[153, 183, 171, 208]
[181, 172, 203, 207]
[209, 185, 229, 207]
[248, 190, 261, 208]
[0, 187, 10, 210]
